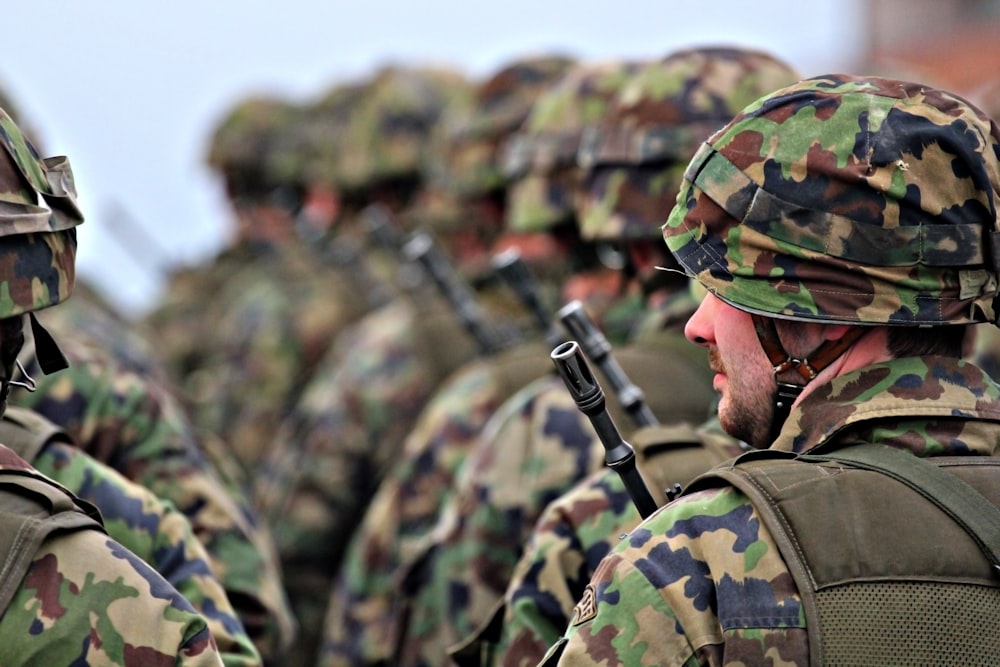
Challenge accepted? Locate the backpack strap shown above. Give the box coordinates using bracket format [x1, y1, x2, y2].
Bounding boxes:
[804, 442, 1000, 572]
[0, 406, 72, 464]
[0, 465, 105, 615]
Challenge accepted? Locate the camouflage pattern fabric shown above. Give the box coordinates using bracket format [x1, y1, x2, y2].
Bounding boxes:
[185, 238, 373, 474]
[0, 108, 83, 317]
[141, 242, 271, 408]
[316, 341, 553, 667]
[662, 74, 1000, 326]
[544, 356, 1000, 665]
[0, 442, 226, 666]
[254, 287, 483, 667]
[13, 313, 297, 664]
[488, 422, 743, 667]
[502, 60, 642, 234]
[394, 293, 714, 667]
[26, 425, 261, 666]
[335, 66, 473, 194]
[577, 47, 800, 242]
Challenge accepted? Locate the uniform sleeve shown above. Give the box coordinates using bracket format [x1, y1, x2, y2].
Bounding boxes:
[1, 529, 225, 667]
[33, 441, 262, 667]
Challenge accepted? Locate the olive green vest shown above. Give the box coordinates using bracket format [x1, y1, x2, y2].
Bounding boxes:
[0, 407, 105, 617]
[689, 443, 1000, 666]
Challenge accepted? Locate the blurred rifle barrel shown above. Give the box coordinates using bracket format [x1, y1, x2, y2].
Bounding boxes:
[491, 248, 565, 350]
[558, 300, 658, 428]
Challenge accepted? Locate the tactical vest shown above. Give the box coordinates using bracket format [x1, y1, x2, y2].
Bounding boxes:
[0, 407, 105, 617]
[687, 442, 1000, 665]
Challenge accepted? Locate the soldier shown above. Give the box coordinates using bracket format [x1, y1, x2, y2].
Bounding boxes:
[0, 104, 225, 666]
[396, 46, 802, 667]
[8, 101, 297, 662]
[315, 57, 635, 667]
[142, 95, 304, 404]
[545, 74, 1000, 665]
[483, 46, 801, 666]
[252, 63, 504, 667]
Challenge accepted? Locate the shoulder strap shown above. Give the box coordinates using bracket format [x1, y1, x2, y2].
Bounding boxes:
[805, 443, 1000, 572]
[0, 406, 71, 464]
[0, 466, 105, 615]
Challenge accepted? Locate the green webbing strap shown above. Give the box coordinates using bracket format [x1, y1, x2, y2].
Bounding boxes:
[805, 443, 1000, 573]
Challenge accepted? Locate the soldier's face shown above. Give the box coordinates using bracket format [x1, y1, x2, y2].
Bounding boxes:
[684, 292, 774, 448]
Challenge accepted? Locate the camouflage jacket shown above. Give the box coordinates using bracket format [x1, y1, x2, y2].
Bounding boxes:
[254, 288, 481, 667]
[394, 302, 715, 667]
[26, 421, 261, 666]
[186, 240, 374, 474]
[0, 442, 226, 666]
[483, 422, 743, 667]
[545, 356, 1000, 666]
[317, 341, 553, 667]
[15, 316, 296, 664]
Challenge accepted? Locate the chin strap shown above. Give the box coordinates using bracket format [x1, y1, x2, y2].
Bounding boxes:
[28, 313, 68, 375]
[751, 314, 866, 443]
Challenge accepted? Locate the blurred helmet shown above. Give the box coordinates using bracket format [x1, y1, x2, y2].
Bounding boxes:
[205, 95, 305, 202]
[503, 59, 643, 233]
[335, 65, 473, 194]
[443, 54, 577, 199]
[0, 106, 84, 318]
[299, 79, 370, 190]
[663, 74, 1000, 327]
[578, 46, 800, 241]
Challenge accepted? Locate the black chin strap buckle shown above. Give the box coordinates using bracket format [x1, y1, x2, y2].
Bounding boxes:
[770, 381, 804, 443]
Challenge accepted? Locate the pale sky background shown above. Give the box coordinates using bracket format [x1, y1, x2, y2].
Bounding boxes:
[0, 0, 867, 317]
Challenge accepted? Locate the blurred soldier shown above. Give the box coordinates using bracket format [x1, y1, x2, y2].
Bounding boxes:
[316, 57, 635, 667]
[143, 95, 303, 393]
[397, 46, 801, 667]
[15, 304, 297, 664]
[546, 74, 1000, 666]
[476, 46, 801, 666]
[7, 98, 298, 661]
[252, 62, 510, 667]
[1, 406, 262, 666]
[0, 103, 225, 666]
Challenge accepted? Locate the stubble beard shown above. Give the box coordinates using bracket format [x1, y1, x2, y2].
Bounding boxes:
[710, 348, 774, 449]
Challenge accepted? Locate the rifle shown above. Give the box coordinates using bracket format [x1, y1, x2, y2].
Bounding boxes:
[557, 300, 658, 428]
[490, 248, 566, 350]
[402, 231, 507, 356]
[550, 340, 659, 519]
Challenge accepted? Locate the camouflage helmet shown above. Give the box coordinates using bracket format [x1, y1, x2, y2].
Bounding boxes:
[444, 54, 577, 199]
[299, 79, 369, 189]
[0, 106, 84, 318]
[205, 95, 304, 199]
[663, 74, 1000, 327]
[578, 46, 800, 241]
[503, 60, 643, 233]
[335, 65, 473, 194]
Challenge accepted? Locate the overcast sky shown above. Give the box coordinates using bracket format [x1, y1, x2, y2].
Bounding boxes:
[0, 0, 865, 316]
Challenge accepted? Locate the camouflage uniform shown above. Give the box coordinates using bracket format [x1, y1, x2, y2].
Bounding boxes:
[395, 293, 715, 667]
[253, 65, 501, 667]
[397, 47, 802, 667]
[0, 105, 225, 666]
[14, 309, 297, 664]
[312, 57, 627, 665]
[7, 407, 261, 666]
[490, 422, 742, 666]
[0, 443, 226, 666]
[480, 47, 802, 666]
[547, 75, 1000, 665]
